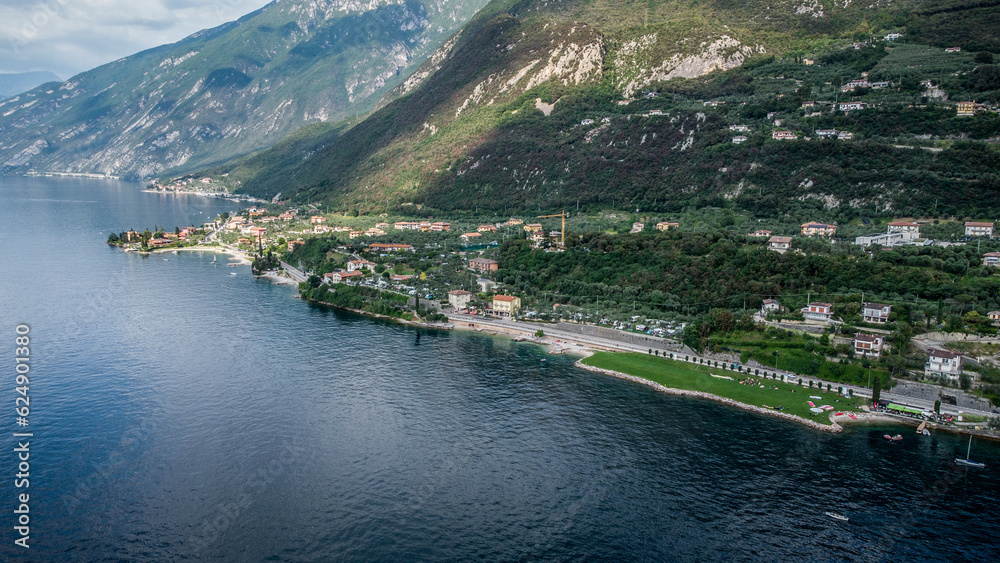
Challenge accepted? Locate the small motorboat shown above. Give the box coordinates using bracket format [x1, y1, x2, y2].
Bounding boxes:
[825, 512, 849, 522]
[230, 272, 237, 276]
[884, 434, 903, 442]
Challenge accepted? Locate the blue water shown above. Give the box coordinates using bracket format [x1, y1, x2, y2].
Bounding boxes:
[1, 177, 998, 561]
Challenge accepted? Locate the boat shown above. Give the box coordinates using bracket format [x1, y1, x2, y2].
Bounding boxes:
[955, 435, 986, 468]
[825, 512, 849, 522]
[230, 272, 237, 276]
[884, 434, 903, 442]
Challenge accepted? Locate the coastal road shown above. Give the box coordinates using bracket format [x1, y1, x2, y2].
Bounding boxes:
[451, 314, 997, 419]
[280, 261, 308, 283]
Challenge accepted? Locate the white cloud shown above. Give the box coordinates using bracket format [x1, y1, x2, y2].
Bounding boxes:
[0, 0, 273, 78]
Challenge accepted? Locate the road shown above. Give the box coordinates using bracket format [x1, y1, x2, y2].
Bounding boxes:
[450, 314, 997, 419]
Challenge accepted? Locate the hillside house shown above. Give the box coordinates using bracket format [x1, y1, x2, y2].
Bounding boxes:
[837, 131, 854, 140]
[767, 236, 792, 253]
[313, 225, 333, 233]
[507, 218, 524, 225]
[732, 135, 748, 144]
[945, 47, 961, 53]
[957, 101, 976, 116]
[492, 295, 521, 318]
[324, 270, 364, 284]
[982, 252, 1000, 267]
[965, 221, 994, 237]
[655, 222, 680, 231]
[346, 259, 376, 273]
[749, 230, 772, 237]
[468, 258, 499, 273]
[816, 129, 838, 138]
[839, 102, 866, 111]
[854, 334, 885, 358]
[801, 302, 833, 321]
[393, 221, 421, 230]
[925, 348, 962, 380]
[310, 216, 326, 224]
[863, 302, 892, 323]
[772, 130, 798, 140]
[887, 221, 920, 239]
[803, 58, 814, 65]
[477, 225, 497, 232]
[460, 232, 482, 242]
[989, 311, 1000, 324]
[523, 223, 543, 233]
[431, 222, 451, 231]
[855, 232, 906, 247]
[631, 222, 644, 233]
[801, 223, 837, 237]
[287, 239, 304, 251]
[729, 124, 750, 132]
[761, 299, 782, 315]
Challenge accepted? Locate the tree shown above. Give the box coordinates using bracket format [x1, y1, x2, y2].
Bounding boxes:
[960, 373, 972, 391]
[934, 399, 941, 415]
[974, 51, 994, 64]
[536, 330, 545, 338]
[873, 376, 882, 403]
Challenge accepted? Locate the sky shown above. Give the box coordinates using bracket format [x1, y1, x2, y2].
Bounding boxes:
[0, 0, 273, 79]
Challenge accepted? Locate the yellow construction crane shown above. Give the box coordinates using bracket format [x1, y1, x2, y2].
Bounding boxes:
[537, 211, 569, 247]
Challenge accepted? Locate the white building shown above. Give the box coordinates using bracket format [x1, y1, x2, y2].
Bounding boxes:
[854, 333, 885, 358]
[802, 302, 833, 321]
[855, 232, 906, 247]
[447, 290, 473, 310]
[863, 302, 892, 323]
[887, 221, 920, 239]
[768, 236, 792, 253]
[965, 221, 994, 237]
[925, 348, 962, 380]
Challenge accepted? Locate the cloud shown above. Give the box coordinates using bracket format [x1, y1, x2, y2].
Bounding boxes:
[0, 0, 273, 78]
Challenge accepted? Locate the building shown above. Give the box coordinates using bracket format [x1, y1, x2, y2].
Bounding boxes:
[855, 232, 906, 248]
[816, 129, 838, 138]
[364, 228, 386, 237]
[887, 221, 920, 239]
[468, 258, 499, 273]
[447, 290, 473, 311]
[768, 236, 792, 253]
[523, 223, 543, 233]
[368, 243, 413, 253]
[863, 302, 892, 323]
[801, 302, 833, 321]
[324, 270, 364, 284]
[655, 221, 680, 231]
[314, 225, 333, 234]
[842, 79, 869, 91]
[837, 131, 854, 140]
[393, 221, 421, 230]
[801, 222, 837, 237]
[761, 299, 782, 315]
[348, 231, 364, 239]
[989, 311, 1000, 324]
[310, 216, 326, 224]
[287, 239, 305, 251]
[460, 232, 483, 242]
[732, 135, 748, 144]
[854, 333, 885, 358]
[884, 33, 902, 41]
[346, 259, 376, 273]
[749, 230, 772, 237]
[982, 252, 1000, 267]
[772, 130, 798, 140]
[729, 124, 750, 132]
[925, 348, 962, 380]
[477, 225, 497, 232]
[957, 101, 976, 116]
[507, 218, 524, 226]
[431, 222, 451, 232]
[945, 47, 962, 53]
[492, 295, 521, 317]
[839, 102, 866, 111]
[965, 221, 994, 237]
[803, 58, 814, 65]
[631, 222, 644, 233]
[476, 278, 497, 292]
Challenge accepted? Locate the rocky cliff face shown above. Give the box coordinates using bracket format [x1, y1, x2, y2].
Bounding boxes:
[0, 0, 488, 179]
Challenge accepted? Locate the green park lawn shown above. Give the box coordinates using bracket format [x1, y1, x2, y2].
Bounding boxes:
[582, 352, 865, 423]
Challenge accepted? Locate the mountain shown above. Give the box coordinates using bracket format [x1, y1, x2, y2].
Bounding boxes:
[0, 0, 490, 179]
[0, 72, 62, 99]
[200, 0, 1000, 219]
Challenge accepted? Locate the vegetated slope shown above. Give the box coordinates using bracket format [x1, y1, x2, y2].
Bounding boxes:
[0, 0, 489, 179]
[206, 0, 1000, 218]
[0, 72, 62, 99]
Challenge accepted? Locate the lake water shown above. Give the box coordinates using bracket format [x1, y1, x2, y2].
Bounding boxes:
[1, 177, 998, 561]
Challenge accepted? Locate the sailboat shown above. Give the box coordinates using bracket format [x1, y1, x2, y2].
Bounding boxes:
[955, 435, 986, 468]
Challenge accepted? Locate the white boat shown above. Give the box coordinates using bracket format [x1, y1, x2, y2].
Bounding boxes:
[230, 272, 237, 276]
[825, 512, 849, 522]
[955, 435, 986, 468]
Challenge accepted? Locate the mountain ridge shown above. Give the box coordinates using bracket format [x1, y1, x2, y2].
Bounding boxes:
[0, 0, 490, 179]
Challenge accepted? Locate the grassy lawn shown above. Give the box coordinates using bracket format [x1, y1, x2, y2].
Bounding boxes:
[582, 352, 865, 424]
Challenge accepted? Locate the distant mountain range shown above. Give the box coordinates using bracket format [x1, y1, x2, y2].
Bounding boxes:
[0, 0, 489, 178]
[194, 0, 1000, 218]
[0, 72, 62, 99]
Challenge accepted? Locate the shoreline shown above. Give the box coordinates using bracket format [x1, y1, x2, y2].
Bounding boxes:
[305, 297, 454, 331]
[575, 360, 845, 433]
